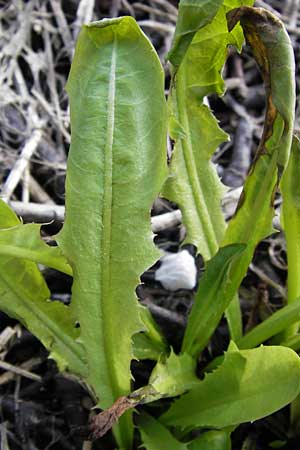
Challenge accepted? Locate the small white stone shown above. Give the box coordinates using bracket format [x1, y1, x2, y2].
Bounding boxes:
[155, 250, 197, 291]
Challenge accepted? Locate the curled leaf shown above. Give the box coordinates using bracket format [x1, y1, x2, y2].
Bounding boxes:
[227, 6, 295, 176]
[90, 396, 138, 440]
[167, 0, 223, 69]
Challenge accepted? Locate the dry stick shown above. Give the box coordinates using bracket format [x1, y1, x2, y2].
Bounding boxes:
[133, 3, 177, 22]
[268, 237, 287, 270]
[230, 55, 248, 99]
[73, 0, 95, 40]
[249, 263, 287, 300]
[222, 117, 253, 188]
[0, 1, 34, 86]
[121, 0, 135, 16]
[29, 175, 55, 205]
[9, 201, 182, 233]
[222, 186, 243, 220]
[285, 0, 300, 39]
[9, 201, 65, 223]
[49, 0, 74, 59]
[286, 26, 300, 37]
[0, 422, 10, 450]
[110, 0, 122, 17]
[225, 76, 248, 91]
[0, 360, 42, 383]
[141, 300, 186, 327]
[224, 92, 256, 123]
[22, 164, 30, 203]
[82, 442, 92, 450]
[150, 0, 178, 15]
[255, 0, 284, 19]
[29, 157, 67, 172]
[31, 89, 71, 143]
[151, 209, 182, 233]
[137, 20, 174, 33]
[283, 0, 298, 18]
[43, 21, 65, 148]
[14, 66, 29, 100]
[1, 128, 43, 200]
[0, 327, 17, 353]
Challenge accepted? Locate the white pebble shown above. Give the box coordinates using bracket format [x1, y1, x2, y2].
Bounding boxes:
[155, 250, 197, 291]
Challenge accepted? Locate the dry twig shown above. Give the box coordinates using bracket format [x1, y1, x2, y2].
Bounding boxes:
[1, 127, 44, 200]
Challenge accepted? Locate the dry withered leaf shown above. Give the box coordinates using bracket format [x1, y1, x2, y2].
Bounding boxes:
[90, 396, 138, 440]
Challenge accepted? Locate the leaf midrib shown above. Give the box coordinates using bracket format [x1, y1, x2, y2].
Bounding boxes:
[101, 36, 118, 399]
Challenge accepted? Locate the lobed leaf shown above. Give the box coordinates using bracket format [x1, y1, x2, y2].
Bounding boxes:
[130, 350, 199, 405]
[0, 222, 72, 275]
[183, 6, 295, 357]
[161, 343, 300, 429]
[167, 0, 223, 69]
[164, 0, 254, 340]
[89, 351, 199, 438]
[163, 0, 253, 261]
[57, 17, 167, 448]
[148, 350, 198, 398]
[0, 200, 86, 376]
[0, 204, 166, 361]
[91, 349, 202, 440]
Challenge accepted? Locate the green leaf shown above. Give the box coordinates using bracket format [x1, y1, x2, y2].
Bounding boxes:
[0, 223, 72, 275]
[89, 352, 199, 439]
[132, 306, 168, 361]
[129, 351, 198, 406]
[167, 0, 223, 69]
[57, 17, 167, 448]
[280, 134, 300, 433]
[216, 6, 295, 349]
[0, 200, 86, 376]
[0, 199, 20, 228]
[281, 134, 300, 338]
[164, 0, 254, 339]
[187, 429, 231, 450]
[225, 294, 243, 342]
[163, 99, 227, 260]
[149, 350, 198, 398]
[163, 0, 253, 261]
[132, 333, 165, 361]
[237, 300, 300, 349]
[161, 344, 300, 429]
[281, 334, 300, 352]
[224, 8, 295, 248]
[182, 244, 246, 357]
[268, 441, 287, 449]
[139, 413, 187, 450]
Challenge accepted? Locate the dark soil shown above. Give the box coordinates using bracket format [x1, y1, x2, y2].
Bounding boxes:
[0, 0, 299, 449]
